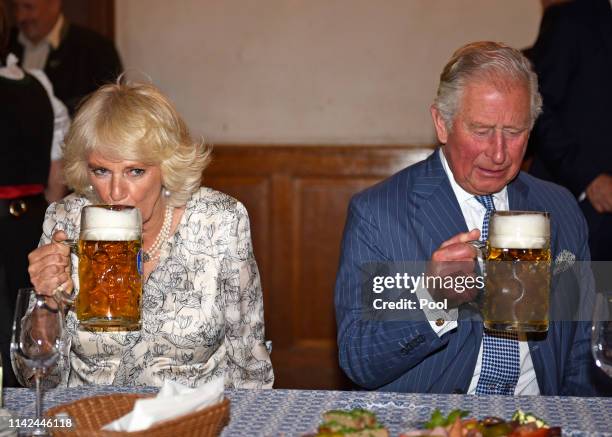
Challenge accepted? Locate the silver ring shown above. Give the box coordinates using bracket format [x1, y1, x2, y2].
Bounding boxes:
[53, 283, 65, 302]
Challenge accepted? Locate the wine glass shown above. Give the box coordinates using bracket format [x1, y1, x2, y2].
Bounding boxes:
[592, 290, 612, 377]
[10, 288, 64, 436]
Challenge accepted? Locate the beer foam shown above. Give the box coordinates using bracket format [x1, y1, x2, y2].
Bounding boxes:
[81, 206, 141, 241]
[489, 213, 549, 249]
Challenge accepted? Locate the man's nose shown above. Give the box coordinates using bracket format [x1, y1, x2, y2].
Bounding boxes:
[487, 130, 507, 164]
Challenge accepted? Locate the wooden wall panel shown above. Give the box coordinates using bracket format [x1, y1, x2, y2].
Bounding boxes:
[293, 177, 379, 341]
[204, 145, 435, 389]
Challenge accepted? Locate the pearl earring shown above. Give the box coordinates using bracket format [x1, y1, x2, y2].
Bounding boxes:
[163, 188, 171, 197]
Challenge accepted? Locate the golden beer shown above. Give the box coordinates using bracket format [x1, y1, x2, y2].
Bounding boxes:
[77, 239, 142, 329]
[483, 211, 551, 332]
[75, 206, 143, 330]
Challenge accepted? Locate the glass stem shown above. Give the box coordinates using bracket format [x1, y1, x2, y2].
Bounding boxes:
[35, 371, 43, 420]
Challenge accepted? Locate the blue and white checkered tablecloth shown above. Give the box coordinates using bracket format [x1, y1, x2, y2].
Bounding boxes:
[4, 387, 611, 436]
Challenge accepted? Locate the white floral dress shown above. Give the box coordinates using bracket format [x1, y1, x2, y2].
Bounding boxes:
[40, 188, 274, 388]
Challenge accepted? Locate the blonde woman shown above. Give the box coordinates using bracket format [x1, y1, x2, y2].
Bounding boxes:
[27, 82, 274, 389]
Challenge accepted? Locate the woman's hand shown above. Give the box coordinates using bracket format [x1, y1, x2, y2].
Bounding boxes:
[28, 230, 74, 296]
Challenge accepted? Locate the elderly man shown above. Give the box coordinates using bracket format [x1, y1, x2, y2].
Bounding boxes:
[9, 0, 122, 114]
[335, 41, 597, 396]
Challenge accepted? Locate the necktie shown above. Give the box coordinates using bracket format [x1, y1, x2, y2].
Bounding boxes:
[474, 195, 520, 395]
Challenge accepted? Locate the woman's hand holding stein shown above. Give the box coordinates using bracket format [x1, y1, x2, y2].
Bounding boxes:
[27, 230, 74, 300]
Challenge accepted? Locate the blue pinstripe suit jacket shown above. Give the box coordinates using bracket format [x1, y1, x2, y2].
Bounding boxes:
[335, 149, 597, 395]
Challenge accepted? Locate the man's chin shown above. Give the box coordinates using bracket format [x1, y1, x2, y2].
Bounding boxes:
[471, 172, 517, 194]
[23, 31, 42, 43]
[471, 181, 508, 195]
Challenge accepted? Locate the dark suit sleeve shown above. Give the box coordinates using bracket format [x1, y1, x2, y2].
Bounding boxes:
[560, 204, 601, 395]
[529, 6, 605, 195]
[334, 194, 447, 389]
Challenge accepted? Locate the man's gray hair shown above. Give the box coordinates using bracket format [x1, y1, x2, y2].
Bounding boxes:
[434, 41, 543, 130]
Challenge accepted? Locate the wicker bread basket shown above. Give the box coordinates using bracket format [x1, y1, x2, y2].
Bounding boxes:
[45, 393, 230, 437]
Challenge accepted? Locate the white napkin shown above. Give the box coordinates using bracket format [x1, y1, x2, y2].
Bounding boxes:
[102, 377, 224, 432]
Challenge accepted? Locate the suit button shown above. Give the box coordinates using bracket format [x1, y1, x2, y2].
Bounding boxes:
[451, 388, 464, 394]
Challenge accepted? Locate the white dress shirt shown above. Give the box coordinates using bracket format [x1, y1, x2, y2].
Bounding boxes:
[420, 148, 540, 395]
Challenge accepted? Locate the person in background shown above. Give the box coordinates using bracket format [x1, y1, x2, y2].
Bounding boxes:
[9, 0, 122, 115]
[27, 81, 274, 388]
[0, 0, 68, 387]
[526, 0, 612, 261]
[335, 41, 599, 396]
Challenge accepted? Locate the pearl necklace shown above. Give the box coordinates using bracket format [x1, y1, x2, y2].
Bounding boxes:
[143, 205, 173, 262]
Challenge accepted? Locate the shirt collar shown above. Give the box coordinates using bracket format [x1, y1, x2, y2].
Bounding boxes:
[439, 146, 508, 206]
[17, 14, 64, 50]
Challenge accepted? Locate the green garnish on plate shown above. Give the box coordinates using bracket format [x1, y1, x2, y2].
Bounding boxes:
[424, 409, 470, 429]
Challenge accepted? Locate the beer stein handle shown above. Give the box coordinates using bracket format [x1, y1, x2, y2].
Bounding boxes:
[54, 239, 78, 307]
[466, 239, 487, 260]
[466, 240, 486, 251]
[60, 239, 78, 252]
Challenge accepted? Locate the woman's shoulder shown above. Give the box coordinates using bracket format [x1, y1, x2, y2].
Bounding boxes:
[185, 187, 248, 218]
[48, 193, 91, 220]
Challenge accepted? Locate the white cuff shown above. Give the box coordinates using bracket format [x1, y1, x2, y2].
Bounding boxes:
[415, 284, 458, 337]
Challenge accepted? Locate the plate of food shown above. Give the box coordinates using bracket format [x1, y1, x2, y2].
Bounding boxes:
[400, 409, 561, 437]
[307, 407, 562, 437]
[309, 408, 390, 436]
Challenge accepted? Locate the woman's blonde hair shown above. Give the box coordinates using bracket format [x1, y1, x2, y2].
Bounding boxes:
[63, 81, 211, 207]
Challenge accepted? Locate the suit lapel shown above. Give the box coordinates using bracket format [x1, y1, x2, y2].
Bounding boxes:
[412, 149, 469, 253]
[412, 150, 481, 390]
[46, 21, 70, 73]
[507, 174, 531, 211]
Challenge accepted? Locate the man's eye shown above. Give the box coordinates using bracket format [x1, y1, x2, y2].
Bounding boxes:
[129, 168, 146, 176]
[504, 129, 524, 137]
[474, 129, 490, 136]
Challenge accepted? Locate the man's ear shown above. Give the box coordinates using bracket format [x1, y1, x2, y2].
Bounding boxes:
[430, 105, 449, 144]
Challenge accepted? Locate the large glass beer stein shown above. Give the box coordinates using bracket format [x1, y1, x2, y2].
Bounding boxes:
[482, 211, 551, 332]
[76, 205, 143, 330]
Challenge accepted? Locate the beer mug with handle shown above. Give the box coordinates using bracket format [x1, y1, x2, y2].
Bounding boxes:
[74, 205, 143, 330]
[472, 211, 551, 333]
